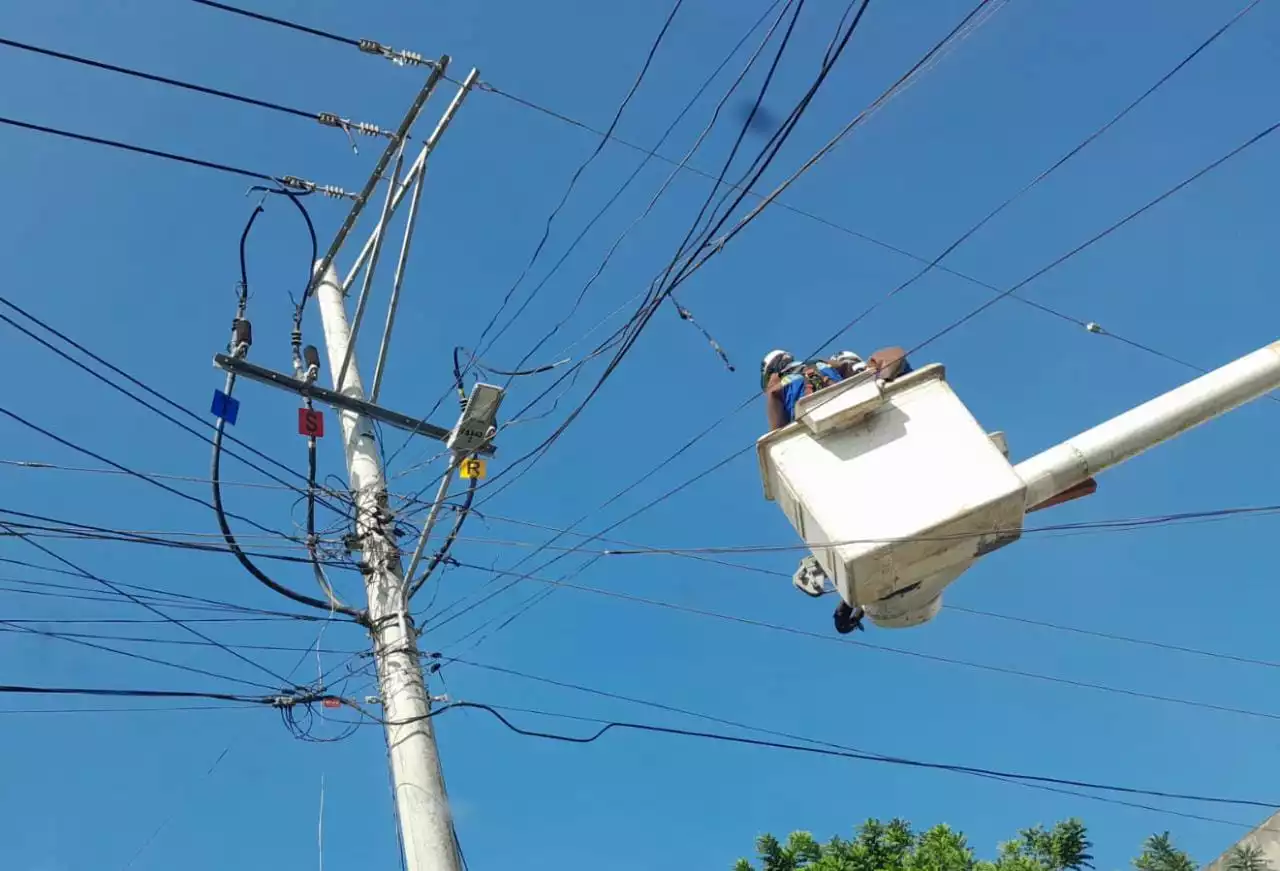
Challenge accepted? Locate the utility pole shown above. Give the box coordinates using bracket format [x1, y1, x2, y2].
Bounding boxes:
[314, 262, 461, 871]
[214, 61, 496, 871]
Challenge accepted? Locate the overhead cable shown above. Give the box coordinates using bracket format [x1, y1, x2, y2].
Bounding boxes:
[448, 0, 1266, 628]
[464, 0, 689, 361]
[455, 106, 1280, 640]
[0, 295, 356, 517]
[0, 114, 275, 181]
[0, 521, 298, 688]
[473, 0, 791, 370]
[444, 562, 1280, 724]
[385, 699, 1280, 809]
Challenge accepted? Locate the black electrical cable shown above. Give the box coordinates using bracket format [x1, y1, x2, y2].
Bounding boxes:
[2, 615, 311, 626]
[0, 37, 317, 121]
[0, 402, 295, 540]
[0, 576, 303, 617]
[0, 297, 353, 518]
[0, 621, 280, 692]
[0, 114, 275, 181]
[649, 0, 874, 314]
[0, 555, 326, 619]
[378, 699, 1279, 810]
[0, 626, 362, 657]
[408, 476, 476, 600]
[457, 346, 569, 378]
[473, 0, 791, 370]
[0, 683, 272, 704]
[442, 658, 1280, 825]
[187, 0, 361, 47]
[210, 196, 361, 619]
[464, 0, 689, 363]
[462, 0, 870, 503]
[211, 372, 362, 619]
[444, 0, 1262, 637]
[443, 562, 1280, 724]
[652, 0, 810, 304]
[0, 507, 355, 569]
[247, 182, 321, 313]
[0, 521, 298, 687]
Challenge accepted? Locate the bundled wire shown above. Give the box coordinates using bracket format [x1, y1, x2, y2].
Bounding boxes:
[469, 0, 874, 501]
[211, 195, 364, 621]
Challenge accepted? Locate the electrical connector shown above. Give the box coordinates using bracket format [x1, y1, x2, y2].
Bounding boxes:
[280, 175, 357, 200]
[317, 113, 392, 139]
[357, 38, 433, 67]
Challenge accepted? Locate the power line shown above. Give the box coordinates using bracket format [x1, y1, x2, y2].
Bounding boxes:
[796, 0, 1264, 358]
[0, 297, 357, 518]
[0, 509, 357, 569]
[473, 701, 1263, 830]
[447, 0, 1269, 632]
[170, 0, 1054, 343]
[441, 659, 1269, 824]
[0, 37, 315, 120]
[187, 0, 361, 49]
[465, 0, 689, 361]
[0, 626, 362, 657]
[0, 703, 258, 715]
[0, 551, 330, 618]
[444, 562, 1280, 724]
[0, 522, 299, 688]
[464, 0, 878, 505]
[421, 699, 1278, 810]
[0, 682, 277, 704]
[0, 403, 296, 541]
[947, 606, 1280, 671]
[170, 0, 1242, 390]
[0, 621, 281, 692]
[473, 0, 792, 373]
[456, 108, 1280, 642]
[427, 0, 1008, 627]
[901, 118, 1280, 358]
[0, 114, 275, 181]
[0, 615, 312, 625]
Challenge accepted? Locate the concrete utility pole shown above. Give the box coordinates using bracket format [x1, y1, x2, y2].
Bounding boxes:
[314, 263, 461, 871]
[215, 62, 493, 871]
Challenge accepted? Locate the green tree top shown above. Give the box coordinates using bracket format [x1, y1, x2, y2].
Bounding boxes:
[735, 817, 1191, 871]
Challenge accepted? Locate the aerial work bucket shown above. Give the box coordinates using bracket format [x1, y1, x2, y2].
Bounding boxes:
[756, 365, 1027, 628]
[757, 341, 1280, 630]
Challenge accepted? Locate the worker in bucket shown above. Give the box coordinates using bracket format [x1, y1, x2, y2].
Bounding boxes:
[762, 345, 913, 634]
[761, 346, 912, 432]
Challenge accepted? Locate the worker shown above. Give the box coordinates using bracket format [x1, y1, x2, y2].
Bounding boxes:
[762, 346, 912, 432]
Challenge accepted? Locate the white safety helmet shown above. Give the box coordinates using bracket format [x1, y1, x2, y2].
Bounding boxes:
[760, 349, 794, 388]
[830, 350, 863, 367]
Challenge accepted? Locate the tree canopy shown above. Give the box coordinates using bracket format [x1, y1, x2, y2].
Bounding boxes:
[733, 818, 1199, 871]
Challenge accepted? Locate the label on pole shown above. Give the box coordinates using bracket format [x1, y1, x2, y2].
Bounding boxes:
[298, 408, 325, 438]
[211, 390, 240, 426]
[459, 458, 487, 480]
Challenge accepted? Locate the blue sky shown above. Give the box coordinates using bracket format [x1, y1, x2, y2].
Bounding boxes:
[1, 1, 1278, 869]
